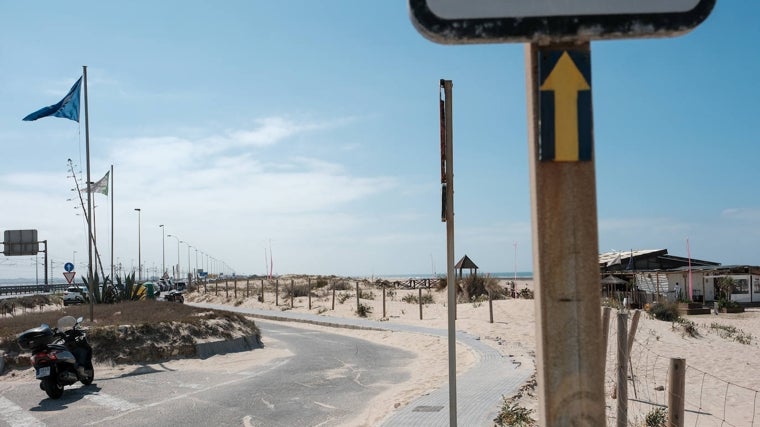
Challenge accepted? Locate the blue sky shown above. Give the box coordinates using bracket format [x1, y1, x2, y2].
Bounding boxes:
[0, 1, 757, 281]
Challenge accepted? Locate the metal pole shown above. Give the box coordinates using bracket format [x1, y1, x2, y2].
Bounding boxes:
[168, 235, 180, 278]
[134, 208, 141, 282]
[442, 79, 457, 426]
[110, 164, 114, 285]
[83, 65, 94, 321]
[159, 225, 165, 276]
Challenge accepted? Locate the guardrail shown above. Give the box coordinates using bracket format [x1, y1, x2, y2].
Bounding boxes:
[0, 283, 70, 297]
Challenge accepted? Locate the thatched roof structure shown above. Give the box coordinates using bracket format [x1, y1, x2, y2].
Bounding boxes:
[455, 255, 479, 278]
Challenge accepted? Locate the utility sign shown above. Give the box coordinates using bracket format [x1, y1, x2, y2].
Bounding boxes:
[539, 49, 592, 162]
[408, 0, 716, 44]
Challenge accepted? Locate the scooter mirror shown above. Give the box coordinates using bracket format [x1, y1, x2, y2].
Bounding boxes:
[76, 316, 84, 324]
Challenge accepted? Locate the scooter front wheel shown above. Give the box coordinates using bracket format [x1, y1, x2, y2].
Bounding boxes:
[43, 377, 64, 399]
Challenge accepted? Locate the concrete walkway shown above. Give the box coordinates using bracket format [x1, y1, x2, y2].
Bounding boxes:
[191, 303, 533, 426]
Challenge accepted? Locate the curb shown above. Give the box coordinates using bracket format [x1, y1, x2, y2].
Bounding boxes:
[196, 334, 262, 359]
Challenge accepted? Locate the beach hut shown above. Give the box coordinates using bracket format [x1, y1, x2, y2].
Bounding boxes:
[455, 255, 478, 279]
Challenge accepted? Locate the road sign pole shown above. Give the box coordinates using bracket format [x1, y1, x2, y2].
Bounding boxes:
[526, 41, 605, 426]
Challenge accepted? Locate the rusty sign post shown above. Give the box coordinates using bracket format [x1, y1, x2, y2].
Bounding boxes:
[409, 1, 715, 425]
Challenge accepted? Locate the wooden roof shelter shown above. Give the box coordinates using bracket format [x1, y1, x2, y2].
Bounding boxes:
[455, 255, 479, 278]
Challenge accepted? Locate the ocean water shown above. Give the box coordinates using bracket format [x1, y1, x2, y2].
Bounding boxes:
[370, 271, 533, 280]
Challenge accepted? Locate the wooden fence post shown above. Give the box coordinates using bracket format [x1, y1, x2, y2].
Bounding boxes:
[356, 282, 360, 314]
[668, 358, 686, 427]
[488, 289, 494, 323]
[260, 279, 264, 303]
[308, 277, 312, 310]
[233, 278, 237, 298]
[419, 288, 423, 320]
[382, 286, 386, 318]
[332, 281, 336, 310]
[275, 279, 279, 306]
[290, 279, 294, 308]
[602, 307, 612, 355]
[617, 311, 628, 427]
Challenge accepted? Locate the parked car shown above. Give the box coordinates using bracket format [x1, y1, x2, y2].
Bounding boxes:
[175, 281, 186, 291]
[63, 286, 89, 306]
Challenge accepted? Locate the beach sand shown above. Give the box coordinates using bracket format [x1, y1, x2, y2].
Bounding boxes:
[189, 277, 760, 426]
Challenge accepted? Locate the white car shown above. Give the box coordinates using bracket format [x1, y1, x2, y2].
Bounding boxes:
[63, 286, 89, 306]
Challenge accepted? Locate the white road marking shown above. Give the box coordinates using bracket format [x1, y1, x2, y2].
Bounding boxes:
[84, 392, 140, 412]
[0, 396, 44, 427]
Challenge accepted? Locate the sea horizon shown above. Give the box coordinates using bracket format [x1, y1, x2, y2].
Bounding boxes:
[0, 271, 534, 286]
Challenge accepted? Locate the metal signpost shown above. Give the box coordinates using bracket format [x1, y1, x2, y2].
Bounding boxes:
[409, 1, 715, 425]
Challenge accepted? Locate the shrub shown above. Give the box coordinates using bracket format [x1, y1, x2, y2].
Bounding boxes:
[647, 301, 680, 322]
[284, 283, 311, 298]
[401, 293, 434, 305]
[359, 290, 375, 300]
[645, 407, 667, 427]
[518, 288, 534, 299]
[332, 281, 352, 291]
[710, 323, 753, 344]
[494, 397, 535, 427]
[356, 303, 372, 317]
[314, 277, 329, 289]
[717, 276, 736, 301]
[717, 298, 741, 309]
[337, 292, 352, 304]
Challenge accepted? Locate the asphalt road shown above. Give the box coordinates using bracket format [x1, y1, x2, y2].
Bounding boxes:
[0, 320, 416, 426]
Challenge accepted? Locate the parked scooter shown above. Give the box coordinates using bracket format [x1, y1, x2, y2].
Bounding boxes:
[17, 315, 94, 399]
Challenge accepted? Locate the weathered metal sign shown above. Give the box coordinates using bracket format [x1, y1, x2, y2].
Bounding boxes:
[408, 0, 716, 44]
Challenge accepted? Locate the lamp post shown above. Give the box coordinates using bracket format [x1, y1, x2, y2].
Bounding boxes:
[167, 234, 180, 278]
[159, 224, 165, 277]
[195, 248, 199, 280]
[134, 208, 142, 281]
[183, 242, 191, 281]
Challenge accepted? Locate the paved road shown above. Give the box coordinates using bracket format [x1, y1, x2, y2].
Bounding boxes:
[191, 303, 534, 426]
[0, 320, 415, 427]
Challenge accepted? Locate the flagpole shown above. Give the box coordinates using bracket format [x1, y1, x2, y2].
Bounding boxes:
[687, 238, 693, 301]
[110, 164, 114, 286]
[83, 65, 94, 322]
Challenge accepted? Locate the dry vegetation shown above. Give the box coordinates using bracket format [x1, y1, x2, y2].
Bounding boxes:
[0, 295, 260, 369]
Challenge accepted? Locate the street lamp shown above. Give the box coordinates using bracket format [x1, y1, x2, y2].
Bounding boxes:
[194, 247, 199, 280]
[159, 224, 165, 277]
[182, 241, 191, 281]
[134, 208, 142, 281]
[167, 234, 180, 278]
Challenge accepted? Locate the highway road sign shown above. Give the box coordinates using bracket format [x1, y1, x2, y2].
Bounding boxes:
[408, 0, 716, 44]
[64, 262, 74, 272]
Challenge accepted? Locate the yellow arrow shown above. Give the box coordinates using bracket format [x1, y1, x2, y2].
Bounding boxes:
[540, 52, 590, 161]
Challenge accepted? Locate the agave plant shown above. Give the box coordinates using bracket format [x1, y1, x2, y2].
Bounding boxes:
[120, 272, 145, 301]
[81, 271, 102, 303]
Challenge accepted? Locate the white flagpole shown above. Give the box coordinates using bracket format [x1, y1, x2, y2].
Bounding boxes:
[83, 65, 94, 321]
[110, 164, 114, 285]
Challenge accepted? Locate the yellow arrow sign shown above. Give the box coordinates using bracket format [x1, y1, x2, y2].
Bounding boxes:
[540, 51, 591, 161]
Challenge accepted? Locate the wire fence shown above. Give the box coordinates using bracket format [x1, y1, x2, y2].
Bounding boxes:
[603, 309, 760, 426]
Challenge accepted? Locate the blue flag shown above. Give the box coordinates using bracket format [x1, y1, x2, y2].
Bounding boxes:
[23, 77, 82, 122]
